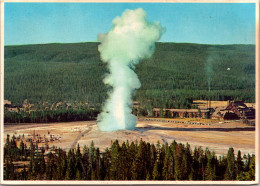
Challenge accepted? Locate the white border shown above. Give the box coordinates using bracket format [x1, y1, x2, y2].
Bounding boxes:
[0, 0, 259, 185]
[0, 0, 4, 184]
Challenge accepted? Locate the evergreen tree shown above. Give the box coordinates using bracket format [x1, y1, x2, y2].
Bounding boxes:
[75, 170, 82, 180]
[131, 140, 147, 180]
[75, 144, 82, 179]
[204, 149, 217, 180]
[243, 154, 255, 180]
[82, 145, 90, 180]
[152, 161, 159, 180]
[236, 150, 244, 180]
[66, 149, 76, 180]
[103, 148, 111, 180]
[146, 172, 151, 180]
[162, 149, 170, 180]
[224, 147, 236, 180]
[109, 140, 120, 180]
[119, 142, 131, 180]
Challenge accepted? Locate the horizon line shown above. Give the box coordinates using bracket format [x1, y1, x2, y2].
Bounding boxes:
[4, 41, 256, 47]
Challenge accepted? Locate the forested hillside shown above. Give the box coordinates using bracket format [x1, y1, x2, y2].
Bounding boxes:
[4, 42, 255, 109]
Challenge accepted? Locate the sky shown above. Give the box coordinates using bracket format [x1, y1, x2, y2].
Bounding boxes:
[4, 3, 256, 45]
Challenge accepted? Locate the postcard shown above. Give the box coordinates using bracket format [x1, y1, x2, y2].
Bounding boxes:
[0, 1, 259, 184]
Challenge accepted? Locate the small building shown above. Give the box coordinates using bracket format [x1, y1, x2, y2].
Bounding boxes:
[22, 99, 34, 111]
[4, 100, 11, 106]
[9, 107, 18, 112]
[4, 100, 19, 112]
[133, 101, 139, 108]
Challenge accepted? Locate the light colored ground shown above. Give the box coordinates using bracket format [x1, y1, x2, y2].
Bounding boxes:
[4, 119, 255, 157]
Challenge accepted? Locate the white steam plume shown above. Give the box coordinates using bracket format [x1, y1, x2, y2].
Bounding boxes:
[97, 8, 165, 131]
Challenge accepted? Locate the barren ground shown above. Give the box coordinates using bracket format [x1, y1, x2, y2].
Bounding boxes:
[4, 119, 255, 157]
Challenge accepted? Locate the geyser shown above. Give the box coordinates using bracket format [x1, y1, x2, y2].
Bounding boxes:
[97, 8, 165, 131]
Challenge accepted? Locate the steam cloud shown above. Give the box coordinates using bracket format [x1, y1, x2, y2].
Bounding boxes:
[205, 56, 213, 92]
[97, 8, 165, 131]
[205, 49, 218, 92]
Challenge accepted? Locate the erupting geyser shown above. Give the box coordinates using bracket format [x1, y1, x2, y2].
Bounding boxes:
[97, 8, 165, 131]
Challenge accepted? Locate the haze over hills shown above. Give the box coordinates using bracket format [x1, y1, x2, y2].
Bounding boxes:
[4, 42, 255, 109]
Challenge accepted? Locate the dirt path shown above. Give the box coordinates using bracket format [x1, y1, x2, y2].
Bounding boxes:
[70, 123, 94, 149]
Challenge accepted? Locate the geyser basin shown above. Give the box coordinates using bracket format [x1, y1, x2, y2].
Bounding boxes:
[97, 8, 165, 132]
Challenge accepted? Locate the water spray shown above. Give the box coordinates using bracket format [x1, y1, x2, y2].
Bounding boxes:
[97, 8, 165, 131]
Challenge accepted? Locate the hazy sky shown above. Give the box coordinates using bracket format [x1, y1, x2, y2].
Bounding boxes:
[5, 3, 255, 45]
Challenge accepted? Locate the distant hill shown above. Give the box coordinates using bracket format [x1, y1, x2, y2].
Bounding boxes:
[4, 42, 255, 109]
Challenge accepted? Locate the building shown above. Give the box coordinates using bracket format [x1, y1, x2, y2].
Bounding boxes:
[4, 100, 11, 106]
[22, 99, 34, 111]
[4, 100, 19, 112]
[133, 101, 139, 108]
[153, 108, 210, 119]
[211, 101, 255, 120]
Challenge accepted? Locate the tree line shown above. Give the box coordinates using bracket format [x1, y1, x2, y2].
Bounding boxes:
[4, 108, 99, 123]
[4, 134, 255, 181]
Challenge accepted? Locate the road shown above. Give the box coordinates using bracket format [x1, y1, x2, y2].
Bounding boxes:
[70, 123, 95, 149]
